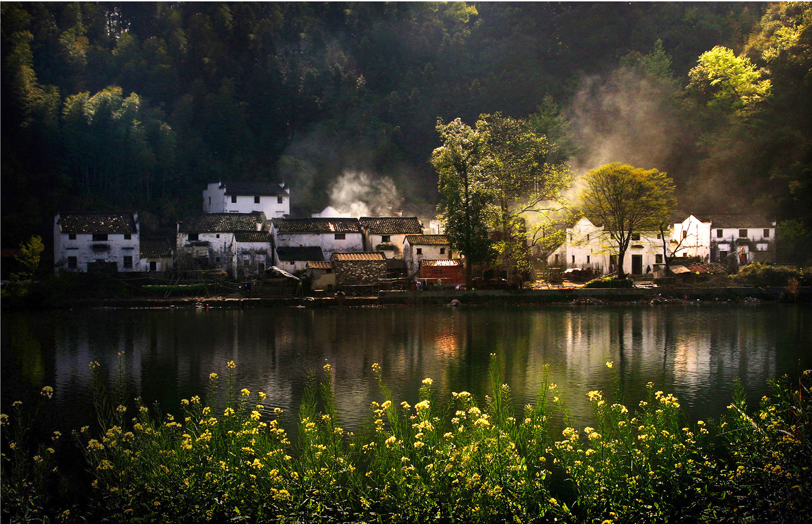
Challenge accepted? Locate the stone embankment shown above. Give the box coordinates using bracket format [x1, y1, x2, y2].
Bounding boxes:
[69, 286, 811, 309]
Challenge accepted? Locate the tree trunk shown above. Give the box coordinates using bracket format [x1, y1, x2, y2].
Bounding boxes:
[617, 249, 626, 280]
[465, 257, 473, 289]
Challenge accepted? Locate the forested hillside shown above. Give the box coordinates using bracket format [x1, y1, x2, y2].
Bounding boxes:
[3, 2, 811, 263]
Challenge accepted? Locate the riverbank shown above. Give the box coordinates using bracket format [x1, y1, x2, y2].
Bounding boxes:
[53, 285, 812, 309]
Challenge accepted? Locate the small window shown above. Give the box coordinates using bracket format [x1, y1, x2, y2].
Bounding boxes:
[717, 229, 723, 238]
[682, 231, 687, 240]
[586, 234, 590, 242]
[572, 255, 575, 264]
[657, 234, 661, 239]
[440, 247, 445, 254]
[92, 234, 108, 241]
[68, 233, 76, 240]
[335, 233, 345, 240]
[149, 261, 157, 271]
[216, 234, 220, 238]
[326, 268, 332, 274]
[124, 234, 132, 240]
[656, 254, 663, 264]
[417, 248, 423, 255]
[631, 233, 641, 241]
[231, 195, 237, 203]
[188, 233, 199, 241]
[381, 235, 391, 243]
[68, 256, 77, 269]
[277, 197, 283, 204]
[739, 229, 748, 238]
[254, 196, 260, 204]
[208, 197, 211, 206]
[586, 255, 590, 264]
[763, 229, 770, 238]
[123, 256, 133, 269]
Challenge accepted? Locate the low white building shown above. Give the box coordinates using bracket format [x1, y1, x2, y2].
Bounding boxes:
[359, 217, 423, 259]
[176, 212, 269, 276]
[548, 217, 667, 276]
[203, 181, 290, 218]
[54, 212, 140, 273]
[140, 237, 174, 273]
[672, 214, 775, 264]
[275, 246, 325, 274]
[272, 218, 363, 261]
[403, 235, 454, 276]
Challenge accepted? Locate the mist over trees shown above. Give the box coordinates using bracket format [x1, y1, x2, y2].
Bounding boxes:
[3, 2, 811, 264]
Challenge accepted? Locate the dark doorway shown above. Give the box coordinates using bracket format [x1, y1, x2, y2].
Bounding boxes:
[631, 254, 643, 275]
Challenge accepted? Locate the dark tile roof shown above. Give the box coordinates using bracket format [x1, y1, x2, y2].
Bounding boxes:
[221, 181, 288, 196]
[140, 237, 173, 258]
[276, 246, 325, 262]
[59, 213, 138, 234]
[702, 214, 775, 229]
[235, 231, 271, 243]
[330, 252, 386, 261]
[359, 217, 423, 234]
[179, 213, 266, 233]
[405, 234, 449, 245]
[274, 218, 361, 234]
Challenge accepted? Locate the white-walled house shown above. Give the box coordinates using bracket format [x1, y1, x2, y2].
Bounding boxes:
[234, 231, 274, 278]
[272, 218, 363, 261]
[140, 237, 174, 273]
[176, 213, 269, 276]
[403, 235, 454, 276]
[548, 217, 667, 276]
[672, 214, 776, 264]
[54, 212, 140, 273]
[275, 246, 325, 274]
[359, 217, 423, 259]
[203, 181, 290, 218]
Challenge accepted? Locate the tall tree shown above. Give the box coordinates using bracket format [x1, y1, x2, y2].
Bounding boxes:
[581, 163, 676, 279]
[478, 113, 572, 284]
[432, 118, 493, 288]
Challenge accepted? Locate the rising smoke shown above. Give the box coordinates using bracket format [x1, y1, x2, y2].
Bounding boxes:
[328, 170, 404, 217]
[566, 66, 680, 178]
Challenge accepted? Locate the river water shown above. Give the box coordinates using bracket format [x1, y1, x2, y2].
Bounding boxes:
[2, 304, 811, 435]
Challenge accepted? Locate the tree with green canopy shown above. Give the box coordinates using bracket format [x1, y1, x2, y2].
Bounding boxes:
[688, 46, 772, 114]
[580, 163, 676, 280]
[478, 112, 572, 285]
[432, 118, 493, 288]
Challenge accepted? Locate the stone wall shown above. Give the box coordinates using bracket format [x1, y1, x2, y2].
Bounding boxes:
[335, 260, 387, 286]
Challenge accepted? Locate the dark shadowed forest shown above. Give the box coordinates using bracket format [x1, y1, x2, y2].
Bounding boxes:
[3, 2, 811, 263]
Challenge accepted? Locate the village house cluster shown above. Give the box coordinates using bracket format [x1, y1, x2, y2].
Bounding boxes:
[53, 181, 776, 289]
[53, 181, 463, 290]
[547, 214, 776, 277]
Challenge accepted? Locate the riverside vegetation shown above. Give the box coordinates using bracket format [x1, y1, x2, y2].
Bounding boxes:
[2, 355, 810, 523]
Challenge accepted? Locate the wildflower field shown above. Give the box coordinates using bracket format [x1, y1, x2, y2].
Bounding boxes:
[2, 355, 810, 523]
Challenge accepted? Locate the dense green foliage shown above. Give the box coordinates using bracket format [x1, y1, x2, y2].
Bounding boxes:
[580, 163, 676, 279]
[3, 356, 810, 522]
[3, 3, 812, 264]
